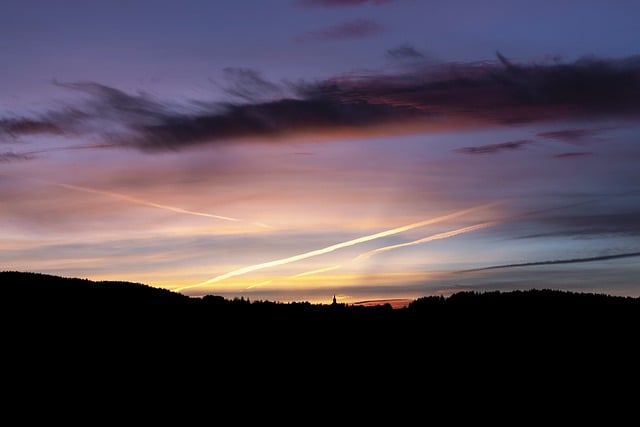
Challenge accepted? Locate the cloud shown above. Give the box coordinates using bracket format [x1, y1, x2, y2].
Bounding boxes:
[458, 251, 640, 273]
[455, 140, 534, 155]
[554, 152, 593, 159]
[220, 68, 285, 102]
[297, 0, 395, 7]
[0, 152, 32, 162]
[517, 211, 640, 238]
[385, 43, 425, 60]
[294, 19, 385, 42]
[537, 127, 613, 144]
[0, 118, 63, 140]
[3, 54, 640, 152]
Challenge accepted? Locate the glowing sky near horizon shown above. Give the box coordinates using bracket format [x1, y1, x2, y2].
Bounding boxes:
[2, 0, 640, 304]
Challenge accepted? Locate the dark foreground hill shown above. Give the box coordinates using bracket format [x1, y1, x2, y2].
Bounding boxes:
[3, 270, 638, 392]
[4, 269, 638, 310]
[3, 270, 638, 327]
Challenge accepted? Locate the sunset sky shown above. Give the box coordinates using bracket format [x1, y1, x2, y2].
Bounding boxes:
[2, 0, 639, 304]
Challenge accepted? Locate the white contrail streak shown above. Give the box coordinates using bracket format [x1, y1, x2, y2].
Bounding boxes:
[176, 203, 498, 292]
[291, 264, 343, 278]
[14, 173, 271, 228]
[1, 173, 271, 227]
[244, 265, 343, 290]
[57, 182, 244, 223]
[270, 222, 497, 283]
[246, 280, 273, 289]
[354, 221, 499, 261]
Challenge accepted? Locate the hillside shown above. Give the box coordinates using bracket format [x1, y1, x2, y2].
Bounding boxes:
[3, 270, 637, 366]
[4, 270, 638, 310]
[1, 270, 190, 306]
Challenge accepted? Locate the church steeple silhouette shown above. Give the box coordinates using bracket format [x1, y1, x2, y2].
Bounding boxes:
[332, 294, 337, 305]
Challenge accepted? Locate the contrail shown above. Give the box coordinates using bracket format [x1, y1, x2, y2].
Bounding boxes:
[277, 222, 496, 283]
[244, 265, 342, 290]
[457, 251, 640, 273]
[56, 182, 244, 223]
[9, 173, 271, 228]
[291, 264, 343, 278]
[354, 221, 499, 261]
[176, 202, 498, 292]
[246, 280, 273, 289]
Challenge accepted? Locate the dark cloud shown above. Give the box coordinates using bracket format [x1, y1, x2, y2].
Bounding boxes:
[518, 211, 640, 238]
[537, 127, 613, 144]
[385, 43, 424, 60]
[53, 80, 171, 125]
[458, 251, 640, 273]
[2, 54, 640, 152]
[294, 19, 385, 42]
[297, 0, 394, 7]
[0, 118, 63, 140]
[554, 152, 593, 158]
[0, 152, 32, 162]
[220, 68, 285, 102]
[455, 140, 533, 154]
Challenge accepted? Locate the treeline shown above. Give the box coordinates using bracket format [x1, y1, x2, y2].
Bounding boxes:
[4, 270, 638, 363]
[3, 270, 639, 311]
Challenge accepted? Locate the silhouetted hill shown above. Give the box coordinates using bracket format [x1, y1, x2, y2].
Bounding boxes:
[1, 270, 190, 306]
[4, 270, 639, 312]
[408, 288, 640, 308]
[4, 269, 638, 338]
[4, 270, 637, 383]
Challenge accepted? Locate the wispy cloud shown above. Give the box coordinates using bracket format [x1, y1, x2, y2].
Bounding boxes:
[516, 210, 640, 238]
[458, 251, 640, 273]
[2, 54, 640, 152]
[385, 43, 424, 60]
[296, 0, 395, 7]
[0, 152, 32, 162]
[537, 127, 614, 144]
[220, 67, 285, 102]
[294, 19, 384, 42]
[455, 140, 534, 155]
[554, 152, 593, 159]
[0, 118, 63, 140]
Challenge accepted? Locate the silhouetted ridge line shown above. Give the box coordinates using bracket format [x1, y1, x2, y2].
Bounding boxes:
[4, 271, 638, 311]
[1, 270, 189, 305]
[407, 288, 639, 309]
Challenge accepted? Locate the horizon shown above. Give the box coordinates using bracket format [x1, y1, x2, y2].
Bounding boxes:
[2, 1, 640, 305]
[6, 269, 639, 310]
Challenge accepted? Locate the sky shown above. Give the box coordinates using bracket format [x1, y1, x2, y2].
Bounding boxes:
[2, 0, 640, 305]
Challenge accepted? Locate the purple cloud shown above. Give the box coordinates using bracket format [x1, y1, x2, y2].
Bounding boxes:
[537, 128, 613, 144]
[2, 54, 640, 152]
[0, 118, 63, 140]
[554, 152, 593, 159]
[294, 19, 385, 42]
[386, 43, 425, 60]
[0, 152, 32, 162]
[455, 140, 534, 155]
